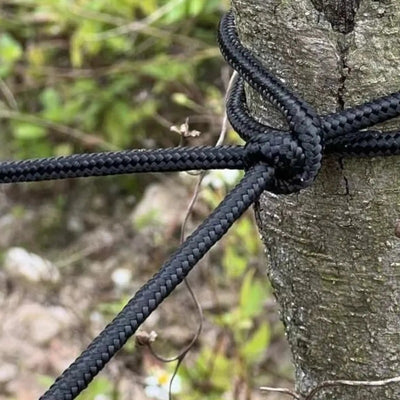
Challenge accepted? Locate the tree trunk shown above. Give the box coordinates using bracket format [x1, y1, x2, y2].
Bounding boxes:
[230, 1, 400, 399]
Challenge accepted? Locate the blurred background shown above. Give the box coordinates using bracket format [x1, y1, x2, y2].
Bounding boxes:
[0, 1, 293, 399]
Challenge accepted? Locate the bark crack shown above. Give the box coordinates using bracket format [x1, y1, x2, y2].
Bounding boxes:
[311, 0, 362, 34]
[337, 38, 351, 111]
[338, 158, 350, 195]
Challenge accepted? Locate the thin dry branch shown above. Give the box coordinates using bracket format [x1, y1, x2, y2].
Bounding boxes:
[305, 375, 400, 400]
[69, 4, 127, 25]
[144, 70, 238, 400]
[0, 78, 18, 110]
[260, 374, 400, 400]
[90, 0, 185, 41]
[260, 386, 301, 400]
[0, 109, 118, 150]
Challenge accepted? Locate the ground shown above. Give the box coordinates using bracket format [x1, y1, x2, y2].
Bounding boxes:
[0, 171, 293, 400]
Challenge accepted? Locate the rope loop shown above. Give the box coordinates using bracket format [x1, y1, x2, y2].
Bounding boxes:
[219, 11, 324, 194]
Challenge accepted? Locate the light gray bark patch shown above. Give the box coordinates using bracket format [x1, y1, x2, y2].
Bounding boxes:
[310, 0, 362, 33]
[231, 0, 400, 399]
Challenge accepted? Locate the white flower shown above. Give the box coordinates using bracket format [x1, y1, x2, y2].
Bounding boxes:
[94, 395, 111, 400]
[111, 268, 132, 289]
[144, 368, 182, 400]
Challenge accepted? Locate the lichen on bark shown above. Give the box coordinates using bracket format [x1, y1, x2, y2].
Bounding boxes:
[230, 1, 400, 399]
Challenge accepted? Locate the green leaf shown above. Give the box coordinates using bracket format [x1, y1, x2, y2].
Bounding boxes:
[188, 0, 206, 16]
[103, 100, 156, 147]
[40, 88, 61, 110]
[235, 218, 260, 254]
[171, 92, 199, 110]
[36, 374, 54, 389]
[162, 0, 188, 24]
[239, 271, 266, 319]
[104, 101, 133, 147]
[145, 56, 192, 83]
[54, 143, 73, 157]
[13, 123, 47, 140]
[187, 348, 232, 393]
[139, 0, 157, 14]
[78, 377, 113, 400]
[0, 33, 23, 77]
[223, 247, 247, 278]
[70, 21, 102, 67]
[40, 88, 63, 121]
[242, 323, 271, 363]
[0, 34, 23, 64]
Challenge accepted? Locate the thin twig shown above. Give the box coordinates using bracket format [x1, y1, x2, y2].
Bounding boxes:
[260, 374, 400, 400]
[14, 45, 218, 81]
[0, 78, 18, 110]
[139, 26, 212, 50]
[0, 109, 118, 150]
[69, 4, 127, 25]
[178, 70, 238, 240]
[146, 276, 203, 365]
[260, 386, 302, 400]
[216, 71, 238, 146]
[148, 170, 204, 400]
[147, 70, 238, 399]
[90, 0, 185, 41]
[305, 375, 400, 400]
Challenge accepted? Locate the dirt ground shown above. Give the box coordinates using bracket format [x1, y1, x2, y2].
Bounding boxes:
[0, 174, 294, 400]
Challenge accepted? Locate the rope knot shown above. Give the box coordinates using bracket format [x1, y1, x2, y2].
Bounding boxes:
[243, 112, 323, 194]
[243, 133, 302, 184]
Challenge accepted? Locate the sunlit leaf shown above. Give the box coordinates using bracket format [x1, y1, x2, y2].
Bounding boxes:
[242, 323, 271, 363]
[239, 271, 267, 319]
[223, 247, 247, 278]
[13, 123, 47, 140]
[0, 34, 23, 64]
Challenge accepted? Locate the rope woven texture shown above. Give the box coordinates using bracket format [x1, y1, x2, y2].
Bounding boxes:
[1, 9, 400, 400]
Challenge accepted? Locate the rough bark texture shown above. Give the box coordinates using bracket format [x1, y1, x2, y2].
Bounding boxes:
[230, 1, 400, 399]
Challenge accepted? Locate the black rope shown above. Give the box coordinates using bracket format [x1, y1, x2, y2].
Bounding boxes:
[0, 146, 245, 183]
[1, 9, 399, 400]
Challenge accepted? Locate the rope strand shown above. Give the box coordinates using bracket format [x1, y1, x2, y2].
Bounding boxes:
[0, 146, 244, 183]
[39, 165, 273, 400]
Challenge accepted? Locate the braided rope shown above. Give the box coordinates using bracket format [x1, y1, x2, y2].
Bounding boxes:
[0, 8, 399, 400]
[39, 165, 273, 400]
[0, 146, 244, 183]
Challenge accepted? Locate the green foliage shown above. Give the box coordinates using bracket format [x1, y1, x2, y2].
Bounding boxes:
[1, 0, 228, 158]
[181, 267, 271, 399]
[223, 217, 260, 278]
[0, 33, 23, 77]
[12, 122, 47, 140]
[178, 194, 271, 398]
[77, 378, 113, 400]
[184, 348, 232, 394]
[217, 270, 271, 360]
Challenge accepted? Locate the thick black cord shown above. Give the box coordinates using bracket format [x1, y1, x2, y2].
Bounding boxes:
[0, 146, 244, 183]
[218, 10, 400, 192]
[0, 8, 399, 400]
[39, 165, 273, 400]
[218, 12, 323, 193]
[228, 77, 400, 159]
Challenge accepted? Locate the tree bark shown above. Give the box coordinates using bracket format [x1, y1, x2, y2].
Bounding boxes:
[230, 1, 400, 399]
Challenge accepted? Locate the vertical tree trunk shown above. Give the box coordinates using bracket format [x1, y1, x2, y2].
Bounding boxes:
[230, 1, 400, 399]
